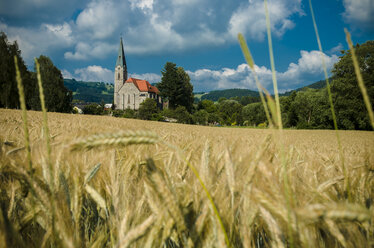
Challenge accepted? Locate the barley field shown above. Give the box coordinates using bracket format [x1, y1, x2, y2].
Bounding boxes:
[0, 108, 373, 247]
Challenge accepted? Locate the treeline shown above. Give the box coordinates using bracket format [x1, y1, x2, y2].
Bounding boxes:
[0, 32, 72, 112]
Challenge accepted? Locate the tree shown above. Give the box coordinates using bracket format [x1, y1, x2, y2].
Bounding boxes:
[0, 32, 35, 109]
[34, 55, 72, 113]
[83, 103, 103, 115]
[331, 40, 374, 130]
[138, 98, 158, 120]
[242, 102, 267, 126]
[158, 62, 194, 112]
[193, 110, 208, 125]
[218, 99, 242, 125]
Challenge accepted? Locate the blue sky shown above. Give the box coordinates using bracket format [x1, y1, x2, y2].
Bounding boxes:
[0, 0, 373, 92]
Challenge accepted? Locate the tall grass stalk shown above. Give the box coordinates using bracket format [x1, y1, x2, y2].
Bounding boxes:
[238, 33, 273, 127]
[344, 28, 374, 130]
[263, 1, 294, 247]
[35, 58, 53, 186]
[14, 56, 32, 172]
[308, 0, 350, 201]
[35, 58, 58, 245]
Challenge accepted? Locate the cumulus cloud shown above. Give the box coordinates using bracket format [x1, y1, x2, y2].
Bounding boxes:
[62, 0, 303, 59]
[1, 0, 304, 63]
[64, 42, 116, 60]
[74, 65, 114, 82]
[228, 0, 302, 40]
[188, 50, 338, 92]
[0, 21, 74, 65]
[343, 0, 374, 32]
[129, 73, 161, 83]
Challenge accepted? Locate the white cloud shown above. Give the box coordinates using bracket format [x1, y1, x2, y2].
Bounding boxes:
[129, 73, 161, 83]
[188, 50, 338, 92]
[0, 21, 74, 65]
[76, 0, 122, 40]
[64, 42, 116, 60]
[74, 65, 114, 82]
[61, 69, 73, 79]
[228, 0, 302, 40]
[343, 0, 374, 31]
[327, 43, 343, 55]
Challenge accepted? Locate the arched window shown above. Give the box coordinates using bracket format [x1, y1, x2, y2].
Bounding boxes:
[117, 72, 120, 80]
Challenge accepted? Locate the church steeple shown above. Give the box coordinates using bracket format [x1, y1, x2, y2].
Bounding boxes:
[114, 37, 128, 108]
[116, 37, 128, 80]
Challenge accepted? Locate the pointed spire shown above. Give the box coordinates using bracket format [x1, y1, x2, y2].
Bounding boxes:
[116, 37, 127, 68]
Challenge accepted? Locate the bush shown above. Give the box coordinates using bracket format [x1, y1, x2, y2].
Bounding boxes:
[83, 103, 103, 115]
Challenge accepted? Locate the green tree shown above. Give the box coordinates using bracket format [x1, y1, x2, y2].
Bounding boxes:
[83, 103, 103, 115]
[242, 102, 267, 126]
[138, 98, 158, 120]
[174, 106, 193, 124]
[0, 32, 35, 109]
[193, 109, 208, 125]
[197, 99, 217, 113]
[158, 62, 194, 112]
[34, 55, 72, 112]
[331, 40, 374, 130]
[218, 99, 242, 125]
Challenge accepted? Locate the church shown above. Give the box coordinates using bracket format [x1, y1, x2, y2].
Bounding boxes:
[114, 38, 161, 110]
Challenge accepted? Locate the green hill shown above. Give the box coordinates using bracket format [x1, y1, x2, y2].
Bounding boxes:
[281, 78, 328, 96]
[64, 79, 114, 103]
[201, 88, 259, 101]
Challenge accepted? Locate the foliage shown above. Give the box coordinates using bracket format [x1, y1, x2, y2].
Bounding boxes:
[123, 108, 137, 119]
[0, 32, 72, 112]
[138, 98, 158, 120]
[34, 55, 72, 113]
[218, 99, 243, 125]
[0, 32, 35, 109]
[331, 40, 374, 130]
[193, 109, 209, 125]
[158, 62, 194, 112]
[83, 103, 104, 115]
[242, 102, 267, 126]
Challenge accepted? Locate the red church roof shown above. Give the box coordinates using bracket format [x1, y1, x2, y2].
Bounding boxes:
[125, 78, 159, 94]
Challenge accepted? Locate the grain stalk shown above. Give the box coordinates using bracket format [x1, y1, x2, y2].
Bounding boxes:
[344, 29, 374, 130]
[14, 56, 32, 172]
[308, 0, 350, 201]
[263, 1, 294, 247]
[237, 33, 273, 127]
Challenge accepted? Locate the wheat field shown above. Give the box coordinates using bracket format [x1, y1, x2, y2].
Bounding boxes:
[0, 108, 373, 247]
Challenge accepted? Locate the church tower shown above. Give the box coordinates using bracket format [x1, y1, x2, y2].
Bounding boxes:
[114, 37, 128, 108]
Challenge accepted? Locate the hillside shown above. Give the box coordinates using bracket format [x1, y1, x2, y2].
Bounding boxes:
[64, 79, 114, 103]
[200, 88, 259, 101]
[281, 78, 328, 96]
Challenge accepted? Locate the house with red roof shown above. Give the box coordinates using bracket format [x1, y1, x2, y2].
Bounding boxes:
[114, 38, 162, 110]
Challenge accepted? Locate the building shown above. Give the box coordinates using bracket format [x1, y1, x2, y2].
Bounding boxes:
[114, 38, 162, 110]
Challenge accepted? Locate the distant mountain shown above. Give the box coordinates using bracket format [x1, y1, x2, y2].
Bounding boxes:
[201, 88, 259, 101]
[64, 79, 114, 103]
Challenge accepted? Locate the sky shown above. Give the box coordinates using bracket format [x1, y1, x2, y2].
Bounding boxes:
[0, 0, 373, 92]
